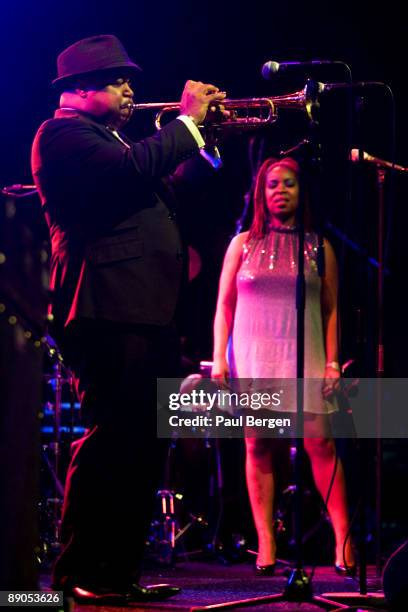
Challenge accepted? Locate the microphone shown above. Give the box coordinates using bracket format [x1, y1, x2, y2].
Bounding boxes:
[261, 60, 344, 79]
[350, 149, 408, 173]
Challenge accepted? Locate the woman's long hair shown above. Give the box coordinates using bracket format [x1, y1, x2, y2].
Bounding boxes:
[248, 157, 312, 239]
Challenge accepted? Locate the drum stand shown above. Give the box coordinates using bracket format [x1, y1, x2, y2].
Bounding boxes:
[153, 488, 209, 565]
[151, 363, 227, 565]
[39, 339, 74, 563]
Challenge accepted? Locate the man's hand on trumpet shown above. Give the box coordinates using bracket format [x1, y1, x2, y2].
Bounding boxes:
[180, 80, 227, 125]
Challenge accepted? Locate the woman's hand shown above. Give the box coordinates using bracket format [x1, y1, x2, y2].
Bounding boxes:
[211, 356, 230, 389]
[322, 365, 341, 399]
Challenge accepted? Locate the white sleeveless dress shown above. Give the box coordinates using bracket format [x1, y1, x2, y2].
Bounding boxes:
[228, 227, 336, 414]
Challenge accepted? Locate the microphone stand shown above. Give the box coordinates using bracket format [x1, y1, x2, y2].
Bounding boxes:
[321, 98, 387, 609]
[272, 126, 342, 608]
[375, 165, 385, 579]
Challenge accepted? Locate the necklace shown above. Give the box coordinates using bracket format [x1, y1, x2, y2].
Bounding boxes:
[268, 222, 298, 233]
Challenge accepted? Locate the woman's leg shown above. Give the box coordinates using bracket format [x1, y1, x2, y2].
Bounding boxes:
[245, 437, 276, 566]
[303, 414, 354, 566]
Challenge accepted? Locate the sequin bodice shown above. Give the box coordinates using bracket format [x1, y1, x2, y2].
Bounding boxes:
[238, 228, 320, 342]
[229, 228, 333, 413]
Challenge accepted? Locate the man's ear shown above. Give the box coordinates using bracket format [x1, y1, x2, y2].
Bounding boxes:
[75, 88, 88, 98]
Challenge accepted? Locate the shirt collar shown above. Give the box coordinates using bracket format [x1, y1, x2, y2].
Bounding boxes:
[55, 107, 98, 122]
[54, 108, 131, 149]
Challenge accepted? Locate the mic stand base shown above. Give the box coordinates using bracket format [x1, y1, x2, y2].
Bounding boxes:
[284, 567, 312, 600]
[320, 591, 386, 609]
[198, 568, 352, 610]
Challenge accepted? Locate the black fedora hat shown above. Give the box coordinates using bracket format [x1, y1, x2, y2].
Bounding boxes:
[52, 34, 142, 86]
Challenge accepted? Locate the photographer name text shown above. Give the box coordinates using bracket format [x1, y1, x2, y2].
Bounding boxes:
[168, 414, 291, 430]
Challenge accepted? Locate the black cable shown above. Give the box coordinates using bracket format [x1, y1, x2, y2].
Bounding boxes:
[210, 439, 225, 556]
[307, 441, 368, 586]
[309, 443, 339, 581]
[341, 490, 363, 584]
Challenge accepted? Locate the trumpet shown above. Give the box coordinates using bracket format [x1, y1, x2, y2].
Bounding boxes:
[124, 81, 322, 130]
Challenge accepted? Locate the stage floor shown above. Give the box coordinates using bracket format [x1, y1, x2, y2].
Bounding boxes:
[43, 561, 387, 611]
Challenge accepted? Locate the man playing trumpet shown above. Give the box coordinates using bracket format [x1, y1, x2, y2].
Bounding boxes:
[31, 33, 225, 605]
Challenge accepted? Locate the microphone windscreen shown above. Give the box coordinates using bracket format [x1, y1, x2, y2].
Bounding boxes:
[261, 61, 280, 80]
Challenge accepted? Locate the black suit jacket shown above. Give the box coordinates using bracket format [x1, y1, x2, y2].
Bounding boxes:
[31, 109, 199, 336]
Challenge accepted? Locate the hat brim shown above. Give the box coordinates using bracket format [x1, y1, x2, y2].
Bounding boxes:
[52, 62, 142, 87]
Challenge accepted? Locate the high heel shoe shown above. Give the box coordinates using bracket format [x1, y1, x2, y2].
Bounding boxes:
[334, 563, 357, 577]
[255, 563, 276, 576]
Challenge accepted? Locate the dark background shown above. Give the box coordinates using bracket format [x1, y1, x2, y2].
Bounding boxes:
[1, 0, 407, 566]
